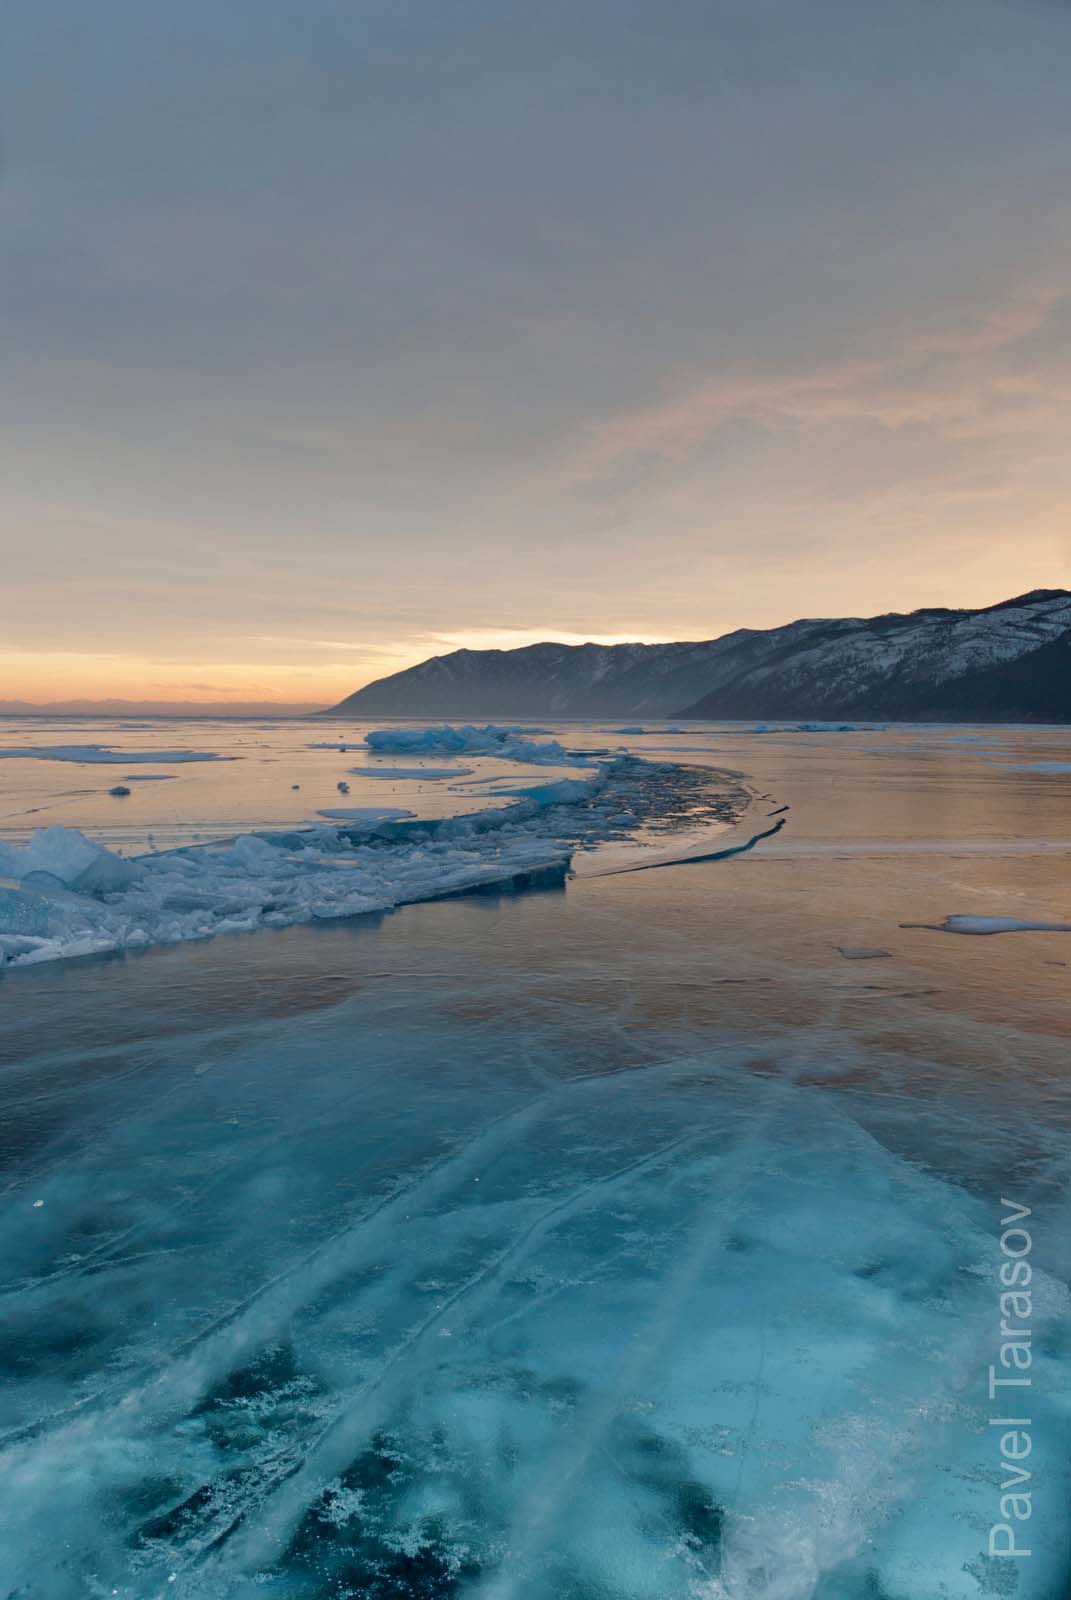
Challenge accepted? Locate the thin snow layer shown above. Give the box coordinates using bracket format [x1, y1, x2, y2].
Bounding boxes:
[1, 1024, 1067, 1600]
[997, 762, 1071, 773]
[0, 744, 225, 764]
[0, 761, 693, 967]
[470, 776, 605, 805]
[730, 723, 886, 736]
[364, 725, 580, 763]
[357, 766, 474, 780]
[315, 806, 415, 822]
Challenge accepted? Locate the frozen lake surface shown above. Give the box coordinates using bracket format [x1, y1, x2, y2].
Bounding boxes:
[1, 718, 1070, 1598]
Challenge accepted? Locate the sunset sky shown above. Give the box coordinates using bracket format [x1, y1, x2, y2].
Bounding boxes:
[3, 0, 1070, 706]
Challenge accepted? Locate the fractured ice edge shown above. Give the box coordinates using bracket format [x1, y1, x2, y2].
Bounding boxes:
[0, 756, 743, 968]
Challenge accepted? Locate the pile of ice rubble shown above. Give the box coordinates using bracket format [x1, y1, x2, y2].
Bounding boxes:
[0, 745, 649, 967]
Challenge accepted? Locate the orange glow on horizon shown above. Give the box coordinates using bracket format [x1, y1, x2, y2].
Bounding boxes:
[3, 567, 1068, 709]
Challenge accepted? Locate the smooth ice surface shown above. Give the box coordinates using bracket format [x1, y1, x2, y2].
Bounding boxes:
[2, 723, 1071, 1598]
[1, 923, 1069, 1600]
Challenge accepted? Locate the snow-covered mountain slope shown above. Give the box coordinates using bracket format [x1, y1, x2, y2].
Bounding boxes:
[328, 590, 1071, 721]
[677, 589, 1071, 721]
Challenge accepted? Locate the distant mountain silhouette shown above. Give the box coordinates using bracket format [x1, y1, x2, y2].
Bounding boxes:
[327, 590, 1071, 722]
[0, 700, 322, 718]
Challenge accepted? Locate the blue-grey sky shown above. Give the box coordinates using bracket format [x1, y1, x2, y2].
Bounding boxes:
[2, 0, 1069, 702]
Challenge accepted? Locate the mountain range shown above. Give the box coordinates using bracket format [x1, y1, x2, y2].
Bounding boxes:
[328, 590, 1071, 723]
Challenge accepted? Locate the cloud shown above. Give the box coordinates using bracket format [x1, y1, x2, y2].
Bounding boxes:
[555, 278, 1071, 495]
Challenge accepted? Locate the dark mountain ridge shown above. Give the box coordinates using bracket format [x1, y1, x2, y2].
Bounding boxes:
[327, 590, 1071, 722]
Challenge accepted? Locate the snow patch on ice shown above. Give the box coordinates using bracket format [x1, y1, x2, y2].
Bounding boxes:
[731, 722, 888, 735]
[933, 913, 1071, 935]
[0, 744, 226, 764]
[474, 775, 607, 805]
[997, 761, 1071, 773]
